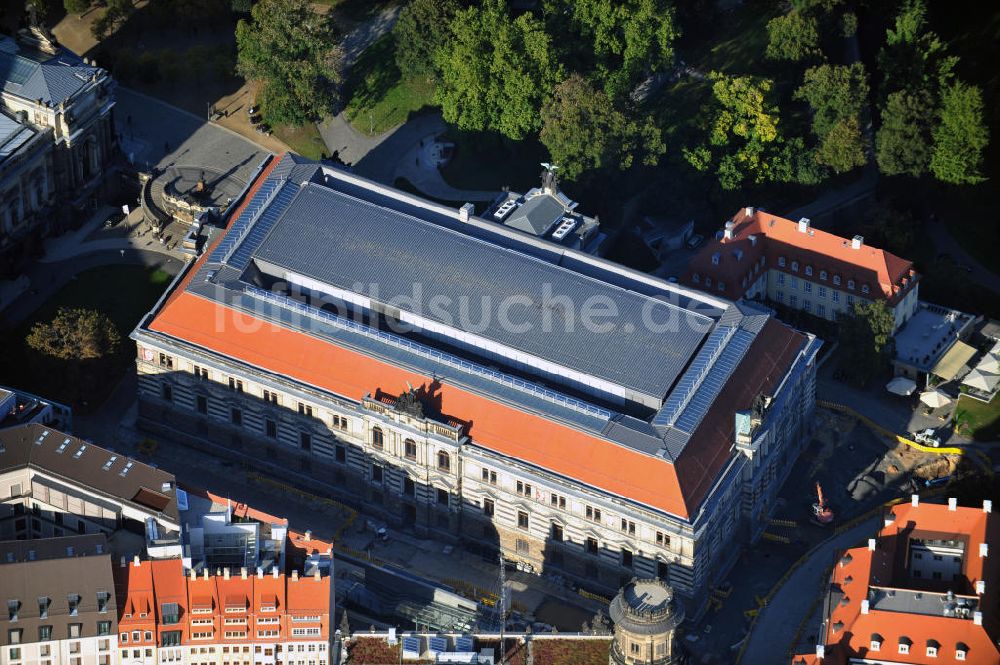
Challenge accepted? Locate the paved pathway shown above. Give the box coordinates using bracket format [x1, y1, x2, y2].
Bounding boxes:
[740, 517, 880, 665]
[927, 217, 1000, 294]
[394, 131, 501, 202]
[339, 5, 401, 68]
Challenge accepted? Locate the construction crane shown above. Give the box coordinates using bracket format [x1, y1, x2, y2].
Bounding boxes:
[812, 482, 835, 526]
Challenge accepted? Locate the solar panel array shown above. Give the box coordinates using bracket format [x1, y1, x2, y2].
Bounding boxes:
[208, 175, 283, 264]
[401, 636, 421, 656]
[428, 636, 448, 653]
[455, 636, 474, 652]
[245, 286, 614, 420]
[652, 325, 736, 430]
[673, 328, 756, 434]
[228, 181, 299, 271]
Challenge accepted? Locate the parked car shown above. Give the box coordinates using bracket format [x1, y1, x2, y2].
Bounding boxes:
[247, 104, 260, 116]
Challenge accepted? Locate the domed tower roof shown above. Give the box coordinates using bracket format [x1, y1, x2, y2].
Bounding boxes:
[609, 577, 685, 636]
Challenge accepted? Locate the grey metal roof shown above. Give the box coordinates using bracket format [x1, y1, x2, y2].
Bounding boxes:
[248, 181, 712, 401]
[0, 38, 101, 106]
[505, 193, 564, 235]
[0, 110, 35, 163]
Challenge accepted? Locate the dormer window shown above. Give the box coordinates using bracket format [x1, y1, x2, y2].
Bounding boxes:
[955, 643, 968, 661]
[861, 284, 870, 295]
[820, 270, 827, 280]
[898, 637, 911, 655]
[791, 261, 798, 272]
[692, 273, 700, 284]
[7, 599, 18, 621]
[833, 275, 841, 286]
[711, 252, 720, 266]
[37, 597, 49, 620]
[870, 639, 881, 652]
[718, 281, 725, 292]
[67, 594, 79, 617]
[804, 266, 813, 276]
[847, 279, 855, 290]
[705, 276, 712, 287]
[926, 642, 938, 658]
[778, 256, 786, 267]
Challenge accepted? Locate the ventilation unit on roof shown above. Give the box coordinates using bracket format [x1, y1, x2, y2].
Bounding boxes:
[492, 200, 518, 221]
[551, 217, 577, 241]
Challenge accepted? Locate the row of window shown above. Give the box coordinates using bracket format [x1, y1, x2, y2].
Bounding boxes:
[371, 427, 451, 471]
[7, 591, 110, 622]
[776, 258, 871, 292]
[490, 501, 671, 551]
[869, 638, 966, 660]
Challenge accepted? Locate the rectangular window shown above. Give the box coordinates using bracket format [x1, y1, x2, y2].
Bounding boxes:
[196, 395, 208, 415]
[159, 353, 173, 369]
[818, 286, 827, 298]
[161, 383, 173, 402]
[193, 365, 208, 379]
[300, 432, 311, 451]
[621, 549, 633, 568]
[436, 488, 448, 506]
[817, 304, 825, 317]
[371, 464, 383, 484]
[335, 444, 346, 463]
[97, 622, 111, 636]
[231, 408, 242, 426]
[228, 377, 243, 392]
[803, 281, 812, 293]
[483, 498, 494, 517]
[297, 402, 313, 417]
[38, 626, 52, 641]
[621, 519, 635, 535]
[777, 273, 785, 285]
[517, 511, 529, 530]
[515, 539, 529, 555]
[161, 632, 182, 648]
[656, 531, 670, 547]
[265, 419, 277, 439]
[161, 602, 179, 625]
[262, 390, 278, 405]
[586, 537, 599, 554]
[405, 440, 417, 460]
[550, 523, 563, 541]
[586, 506, 602, 522]
[789, 295, 798, 307]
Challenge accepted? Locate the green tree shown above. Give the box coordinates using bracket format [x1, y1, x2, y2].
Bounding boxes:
[930, 81, 989, 185]
[539, 74, 664, 180]
[64, 0, 91, 14]
[875, 91, 931, 177]
[765, 10, 821, 62]
[794, 63, 869, 138]
[434, 0, 561, 140]
[837, 300, 895, 387]
[236, 0, 341, 127]
[815, 116, 866, 173]
[878, 0, 956, 98]
[684, 73, 794, 190]
[91, 0, 134, 39]
[393, 0, 460, 79]
[26, 308, 121, 361]
[549, 0, 679, 100]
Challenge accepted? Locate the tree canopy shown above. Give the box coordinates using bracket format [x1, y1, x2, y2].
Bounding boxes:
[64, 0, 91, 14]
[765, 10, 821, 62]
[393, 0, 460, 79]
[930, 81, 989, 185]
[434, 0, 562, 140]
[794, 63, 869, 174]
[26, 308, 121, 361]
[837, 300, 895, 387]
[878, 0, 955, 98]
[875, 91, 931, 177]
[539, 74, 664, 180]
[548, 0, 679, 100]
[236, 0, 342, 126]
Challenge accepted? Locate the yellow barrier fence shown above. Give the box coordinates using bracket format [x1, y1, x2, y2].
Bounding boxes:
[817, 400, 965, 455]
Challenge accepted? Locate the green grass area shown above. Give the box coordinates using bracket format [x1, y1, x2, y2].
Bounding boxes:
[682, 1, 779, 75]
[439, 129, 549, 193]
[273, 123, 327, 161]
[313, 0, 402, 20]
[344, 34, 436, 136]
[0, 265, 173, 412]
[955, 394, 1000, 442]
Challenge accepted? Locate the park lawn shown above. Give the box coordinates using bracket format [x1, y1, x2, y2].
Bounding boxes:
[680, 0, 779, 75]
[273, 123, 327, 161]
[0, 265, 172, 412]
[439, 128, 549, 193]
[956, 394, 1000, 442]
[344, 34, 436, 136]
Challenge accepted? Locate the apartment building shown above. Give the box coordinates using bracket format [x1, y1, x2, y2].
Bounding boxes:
[0, 535, 118, 665]
[132, 154, 819, 615]
[683, 208, 920, 332]
[115, 558, 330, 665]
[792, 498, 998, 665]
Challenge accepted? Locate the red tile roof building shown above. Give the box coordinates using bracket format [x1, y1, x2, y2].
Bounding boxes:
[792, 498, 998, 665]
[131, 154, 820, 616]
[683, 208, 920, 332]
[115, 558, 330, 665]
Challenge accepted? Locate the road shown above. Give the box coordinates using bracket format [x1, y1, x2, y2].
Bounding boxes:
[927, 217, 1000, 294]
[739, 517, 880, 665]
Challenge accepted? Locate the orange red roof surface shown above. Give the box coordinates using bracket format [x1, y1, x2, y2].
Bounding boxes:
[685, 209, 917, 303]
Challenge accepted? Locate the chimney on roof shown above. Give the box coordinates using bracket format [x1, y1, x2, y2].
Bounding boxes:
[224, 567, 230, 580]
[241, 567, 248, 580]
[291, 570, 299, 582]
[984, 499, 992, 513]
[203, 569, 209, 580]
[851, 235, 864, 249]
[973, 611, 982, 626]
[189, 569, 196, 581]
[745, 207, 754, 218]
[272, 567, 279, 579]
[860, 599, 869, 614]
[257, 567, 264, 579]
[313, 569, 321, 582]
[133, 555, 141, 567]
[975, 580, 985, 595]
[798, 218, 810, 233]
[815, 644, 824, 659]
[911, 494, 919, 507]
[868, 538, 876, 551]
[949, 497, 958, 511]
[304, 530, 311, 542]
[748, 234, 757, 246]
[723, 220, 735, 240]
[980, 543, 988, 558]
[458, 203, 474, 222]
[120, 556, 127, 568]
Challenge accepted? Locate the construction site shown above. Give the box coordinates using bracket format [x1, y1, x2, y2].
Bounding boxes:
[688, 405, 985, 662]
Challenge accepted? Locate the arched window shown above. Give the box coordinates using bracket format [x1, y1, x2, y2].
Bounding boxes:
[437, 451, 450, 471]
[404, 439, 417, 460]
[371, 427, 384, 450]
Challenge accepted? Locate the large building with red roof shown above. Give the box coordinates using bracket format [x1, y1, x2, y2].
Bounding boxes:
[792, 498, 998, 665]
[115, 557, 330, 665]
[682, 208, 920, 332]
[131, 154, 820, 614]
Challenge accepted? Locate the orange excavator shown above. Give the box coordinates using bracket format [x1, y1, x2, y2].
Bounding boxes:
[812, 482, 835, 526]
